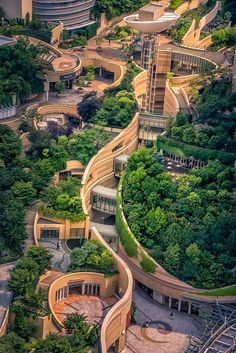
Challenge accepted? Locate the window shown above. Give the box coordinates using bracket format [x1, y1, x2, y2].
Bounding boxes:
[70, 228, 85, 238]
[41, 228, 59, 238]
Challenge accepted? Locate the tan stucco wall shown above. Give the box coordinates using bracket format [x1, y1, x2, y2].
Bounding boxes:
[51, 22, 64, 46]
[81, 113, 139, 216]
[164, 81, 179, 115]
[35, 215, 88, 240]
[37, 104, 78, 117]
[0, 309, 9, 337]
[81, 58, 124, 86]
[176, 0, 208, 15]
[48, 272, 118, 328]
[91, 228, 133, 353]
[182, 1, 221, 48]
[1, 0, 32, 19]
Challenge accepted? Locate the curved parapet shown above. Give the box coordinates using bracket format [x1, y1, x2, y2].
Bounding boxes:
[81, 57, 124, 87]
[91, 228, 133, 353]
[37, 104, 78, 117]
[182, 1, 222, 48]
[40, 227, 132, 353]
[176, 0, 208, 15]
[124, 11, 180, 33]
[81, 113, 139, 215]
[164, 80, 180, 114]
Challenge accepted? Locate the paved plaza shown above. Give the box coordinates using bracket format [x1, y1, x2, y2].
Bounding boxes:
[53, 294, 117, 325]
[122, 288, 200, 353]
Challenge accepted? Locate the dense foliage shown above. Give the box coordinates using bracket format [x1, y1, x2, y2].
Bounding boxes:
[69, 240, 115, 272]
[0, 40, 51, 107]
[39, 127, 113, 167]
[0, 18, 52, 43]
[77, 61, 140, 128]
[34, 314, 98, 353]
[211, 25, 236, 49]
[8, 246, 52, 338]
[39, 177, 85, 222]
[167, 5, 212, 42]
[161, 78, 236, 164]
[93, 0, 148, 20]
[122, 147, 236, 289]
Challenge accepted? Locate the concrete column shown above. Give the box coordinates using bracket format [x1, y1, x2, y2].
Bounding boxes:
[44, 90, 49, 102]
[99, 67, 102, 76]
[169, 297, 172, 309]
[178, 300, 181, 312]
[82, 283, 85, 295]
[188, 302, 192, 315]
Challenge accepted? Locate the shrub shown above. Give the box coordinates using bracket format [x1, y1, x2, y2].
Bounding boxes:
[157, 136, 236, 165]
[116, 184, 137, 257]
[140, 254, 156, 273]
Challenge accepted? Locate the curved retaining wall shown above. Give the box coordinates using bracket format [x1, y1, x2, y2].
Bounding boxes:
[91, 228, 133, 353]
[44, 227, 132, 353]
[81, 113, 139, 213]
[81, 58, 124, 87]
[176, 0, 208, 15]
[182, 1, 221, 48]
[164, 80, 180, 115]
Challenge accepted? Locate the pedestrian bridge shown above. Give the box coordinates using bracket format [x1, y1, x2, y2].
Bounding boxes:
[91, 185, 117, 215]
[113, 154, 128, 177]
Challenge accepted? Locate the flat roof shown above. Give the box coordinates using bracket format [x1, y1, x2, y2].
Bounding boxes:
[92, 185, 117, 199]
[114, 154, 129, 163]
[140, 3, 163, 12]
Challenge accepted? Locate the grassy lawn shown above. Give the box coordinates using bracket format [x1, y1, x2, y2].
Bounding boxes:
[157, 140, 185, 157]
[198, 284, 236, 297]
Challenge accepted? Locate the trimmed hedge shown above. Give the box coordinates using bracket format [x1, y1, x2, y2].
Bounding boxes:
[116, 181, 137, 257]
[157, 136, 236, 165]
[140, 253, 156, 273]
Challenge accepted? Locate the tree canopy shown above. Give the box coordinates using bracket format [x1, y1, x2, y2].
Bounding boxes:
[122, 147, 236, 289]
[0, 39, 51, 107]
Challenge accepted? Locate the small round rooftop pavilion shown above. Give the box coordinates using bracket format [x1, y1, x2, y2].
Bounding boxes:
[124, 2, 180, 33]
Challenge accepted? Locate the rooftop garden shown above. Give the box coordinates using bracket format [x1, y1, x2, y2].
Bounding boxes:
[121, 147, 236, 289]
[160, 76, 236, 165]
[0, 39, 51, 108]
[0, 17, 52, 43]
[210, 25, 236, 50]
[93, 0, 148, 21]
[1, 245, 98, 352]
[167, 4, 216, 42]
[8, 246, 52, 338]
[69, 239, 116, 274]
[39, 177, 85, 222]
[77, 60, 141, 128]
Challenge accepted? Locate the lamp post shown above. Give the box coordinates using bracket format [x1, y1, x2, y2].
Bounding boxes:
[1, 18, 4, 27]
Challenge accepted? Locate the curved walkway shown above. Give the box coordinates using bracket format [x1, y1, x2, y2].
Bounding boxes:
[159, 43, 229, 66]
[39, 239, 70, 272]
[0, 263, 14, 334]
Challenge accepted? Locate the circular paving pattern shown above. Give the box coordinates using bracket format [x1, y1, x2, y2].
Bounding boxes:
[140, 321, 172, 343]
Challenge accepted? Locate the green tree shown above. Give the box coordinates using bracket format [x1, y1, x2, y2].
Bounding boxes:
[11, 181, 36, 206]
[26, 246, 52, 275]
[55, 81, 65, 94]
[34, 333, 73, 353]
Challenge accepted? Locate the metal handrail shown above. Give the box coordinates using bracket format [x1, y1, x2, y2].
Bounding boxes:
[198, 319, 236, 353]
